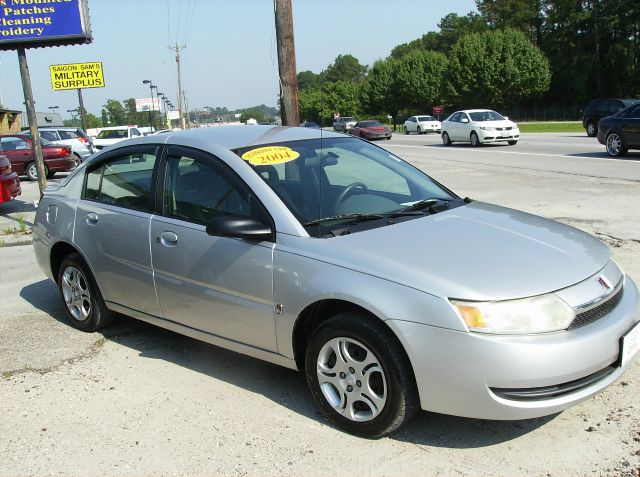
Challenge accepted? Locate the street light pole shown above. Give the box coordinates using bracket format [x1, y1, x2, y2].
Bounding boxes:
[142, 80, 154, 131]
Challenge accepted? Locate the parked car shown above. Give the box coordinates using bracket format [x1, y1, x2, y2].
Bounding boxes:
[583, 98, 640, 137]
[441, 110, 519, 147]
[92, 126, 144, 151]
[23, 127, 95, 163]
[300, 121, 320, 129]
[333, 116, 357, 132]
[0, 134, 76, 180]
[403, 115, 441, 134]
[348, 120, 392, 140]
[33, 126, 639, 437]
[0, 154, 21, 204]
[597, 102, 640, 157]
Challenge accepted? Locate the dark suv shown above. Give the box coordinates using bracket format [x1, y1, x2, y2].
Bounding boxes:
[583, 98, 640, 137]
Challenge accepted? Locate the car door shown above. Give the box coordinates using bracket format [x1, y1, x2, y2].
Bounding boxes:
[447, 113, 461, 140]
[74, 145, 162, 318]
[619, 104, 640, 146]
[0, 136, 33, 175]
[150, 145, 277, 351]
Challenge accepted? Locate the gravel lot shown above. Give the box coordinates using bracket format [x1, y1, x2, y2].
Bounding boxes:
[1, 133, 639, 476]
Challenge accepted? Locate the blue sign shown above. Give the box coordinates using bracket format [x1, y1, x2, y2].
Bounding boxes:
[0, 0, 91, 49]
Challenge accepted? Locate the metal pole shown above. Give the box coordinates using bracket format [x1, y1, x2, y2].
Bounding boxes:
[149, 84, 155, 131]
[274, 0, 300, 126]
[77, 89, 87, 133]
[17, 47, 47, 193]
[175, 44, 186, 129]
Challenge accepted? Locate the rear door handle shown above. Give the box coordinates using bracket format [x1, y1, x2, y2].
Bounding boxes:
[86, 212, 99, 225]
[158, 231, 178, 247]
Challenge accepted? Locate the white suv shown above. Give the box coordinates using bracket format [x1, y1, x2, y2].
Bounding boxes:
[93, 126, 144, 150]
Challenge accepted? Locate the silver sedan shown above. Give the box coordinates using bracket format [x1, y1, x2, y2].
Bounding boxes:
[33, 126, 640, 437]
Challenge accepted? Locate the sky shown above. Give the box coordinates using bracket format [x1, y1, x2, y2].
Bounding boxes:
[0, 0, 478, 120]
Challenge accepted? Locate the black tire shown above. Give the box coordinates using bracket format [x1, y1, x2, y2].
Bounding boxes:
[470, 131, 481, 147]
[46, 171, 56, 179]
[508, 140, 518, 146]
[73, 153, 82, 168]
[57, 252, 115, 332]
[417, 126, 422, 135]
[586, 121, 597, 137]
[442, 132, 452, 146]
[305, 311, 419, 437]
[605, 132, 627, 157]
[404, 126, 409, 135]
[26, 161, 48, 181]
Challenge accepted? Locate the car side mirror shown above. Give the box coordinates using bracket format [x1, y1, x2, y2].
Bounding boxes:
[504, 116, 509, 120]
[205, 215, 273, 242]
[461, 118, 469, 123]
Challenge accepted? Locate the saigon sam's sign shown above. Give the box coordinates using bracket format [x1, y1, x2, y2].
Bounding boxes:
[50, 61, 104, 90]
[0, 0, 91, 50]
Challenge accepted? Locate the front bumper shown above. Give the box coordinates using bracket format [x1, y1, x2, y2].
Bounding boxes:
[478, 129, 519, 143]
[387, 276, 640, 420]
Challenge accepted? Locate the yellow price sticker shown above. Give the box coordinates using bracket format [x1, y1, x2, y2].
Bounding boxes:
[241, 146, 299, 166]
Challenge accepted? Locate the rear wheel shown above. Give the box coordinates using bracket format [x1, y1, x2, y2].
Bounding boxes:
[470, 131, 481, 147]
[606, 132, 627, 157]
[26, 161, 48, 181]
[58, 253, 115, 332]
[586, 121, 597, 137]
[442, 132, 452, 146]
[305, 312, 419, 437]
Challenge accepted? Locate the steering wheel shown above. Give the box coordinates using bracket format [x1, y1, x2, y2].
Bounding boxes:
[335, 182, 368, 207]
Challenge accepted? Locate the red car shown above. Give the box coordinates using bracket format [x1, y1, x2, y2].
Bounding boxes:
[349, 120, 392, 140]
[0, 155, 21, 204]
[0, 134, 76, 181]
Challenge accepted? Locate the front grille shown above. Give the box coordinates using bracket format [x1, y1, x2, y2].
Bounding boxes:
[495, 127, 513, 131]
[568, 286, 624, 330]
[491, 364, 616, 401]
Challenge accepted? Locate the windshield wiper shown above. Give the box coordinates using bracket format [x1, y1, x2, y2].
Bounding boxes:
[303, 213, 385, 227]
[396, 198, 453, 213]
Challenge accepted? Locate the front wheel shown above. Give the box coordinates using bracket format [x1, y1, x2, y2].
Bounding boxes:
[305, 312, 419, 437]
[417, 126, 422, 135]
[58, 253, 115, 332]
[606, 132, 627, 157]
[404, 126, 408, 135]
[26, 162, 49, 181]
[508, 140, 518, 146]
[442, 132, 452, 146]
[470, 131, 481, 147]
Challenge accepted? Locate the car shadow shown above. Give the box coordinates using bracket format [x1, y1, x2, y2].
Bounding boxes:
[567, 151, 640, 161]
[21, 278, 554, 447]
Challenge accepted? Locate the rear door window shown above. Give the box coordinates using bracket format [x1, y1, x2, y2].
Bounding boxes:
[58, 130, 78, 140]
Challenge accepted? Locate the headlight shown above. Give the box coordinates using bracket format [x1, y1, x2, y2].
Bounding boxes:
[480, 126, 496, 131]
[451, 294, 575, 334]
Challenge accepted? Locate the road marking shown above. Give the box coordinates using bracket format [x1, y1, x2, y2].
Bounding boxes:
[386, 144, 638, 164]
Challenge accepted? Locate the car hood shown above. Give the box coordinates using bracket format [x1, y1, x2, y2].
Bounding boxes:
[473, 120, 517, 128]
[295, 202, 609, 301]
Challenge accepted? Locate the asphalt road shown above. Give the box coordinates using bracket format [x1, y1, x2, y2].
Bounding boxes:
[1, 132, 639, 476]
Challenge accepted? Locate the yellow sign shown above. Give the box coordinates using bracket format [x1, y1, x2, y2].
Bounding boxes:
[49, 62, 105, 91]
[242, 146, 300, 166]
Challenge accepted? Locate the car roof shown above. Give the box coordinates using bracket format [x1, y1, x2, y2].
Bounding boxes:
[100, 126, 135, 131]
[457, 109, 497, 114]
[93, 125, 345, 153]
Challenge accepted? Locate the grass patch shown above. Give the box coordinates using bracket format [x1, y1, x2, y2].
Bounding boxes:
[1, 213, 30, 236]
[518, 121, 584, 133]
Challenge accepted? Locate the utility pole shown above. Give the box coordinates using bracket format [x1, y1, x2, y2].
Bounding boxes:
[77, 89, 87, 132]
[168, 43, 186, 129]
[17, 47, 47, 193]
[274, 0, 299, 126]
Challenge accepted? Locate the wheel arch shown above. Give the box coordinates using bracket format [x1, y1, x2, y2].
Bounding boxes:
[291, 298, 415, 381]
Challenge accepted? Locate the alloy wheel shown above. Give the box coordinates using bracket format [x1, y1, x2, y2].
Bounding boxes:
[61, 266, 92, 321]
[316, 337, 387, 422]
[606, 133, 623, 156]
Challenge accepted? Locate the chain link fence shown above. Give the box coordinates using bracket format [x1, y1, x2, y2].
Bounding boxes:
[503, 105, 583, 122]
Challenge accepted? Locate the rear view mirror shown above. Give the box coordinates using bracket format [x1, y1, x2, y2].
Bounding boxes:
[461, 118, 469, 123]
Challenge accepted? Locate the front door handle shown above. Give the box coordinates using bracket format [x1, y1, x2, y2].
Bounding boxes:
[158, 231, 178, 247]
[86, 212, 99, 225]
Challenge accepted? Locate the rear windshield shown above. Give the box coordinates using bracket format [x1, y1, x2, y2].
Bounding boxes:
[97, 129, 128, 139]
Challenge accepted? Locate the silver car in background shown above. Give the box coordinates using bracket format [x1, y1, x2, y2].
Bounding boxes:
[32, 127, 95, 164]
[33, 126, 640, 437]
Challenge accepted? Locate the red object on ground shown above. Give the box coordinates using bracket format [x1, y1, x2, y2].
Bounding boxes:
[0, 155, 21, 203]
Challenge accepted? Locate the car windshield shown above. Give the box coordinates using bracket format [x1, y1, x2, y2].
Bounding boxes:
[235, 137, 458, 237]
[469, 111, 505, 122]
[359, 121, 383, 128]
[21, 133, 52, 146]
[96, 129, 128, 139]
[342, 117, 355, 122]
[417, 116, 436, 121]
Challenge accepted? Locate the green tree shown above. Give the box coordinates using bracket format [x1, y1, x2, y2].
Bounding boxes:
[239, 110, 266, 123]
[324, 54, 367, 83]
[320, 80, 361, 120]
[103, 99, 126, 126]
[297, 70, 325, 90]
[298, 87, 325, 125]
[476, 0, 544, 44]
[85, 113, 102, 129]
[393, 50, 448, 111]
[361, 59, 400, 116]
[445, 28, 550, 108]
[123, 98, 147, 126]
